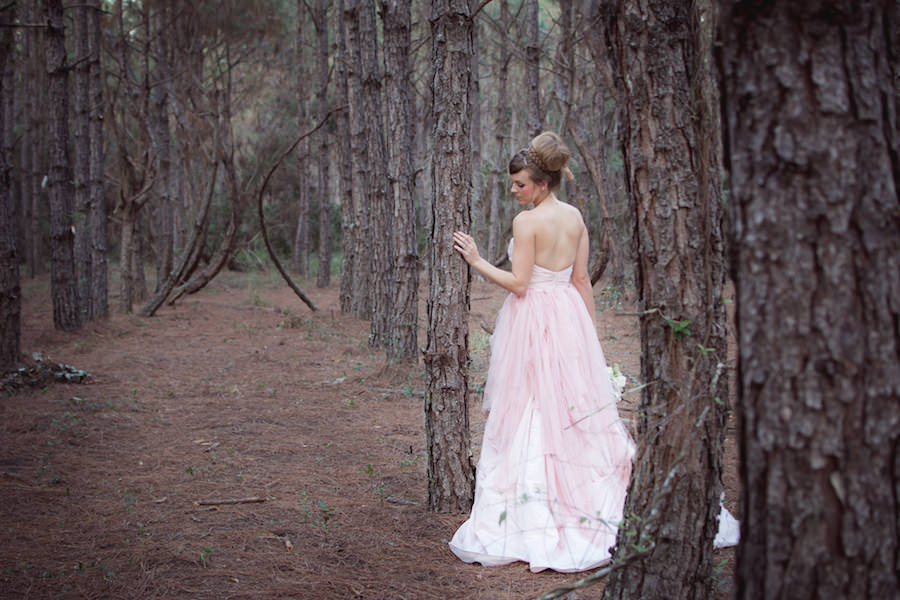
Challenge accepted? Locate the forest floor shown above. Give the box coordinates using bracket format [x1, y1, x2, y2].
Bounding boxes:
[0, 268, 738, 600]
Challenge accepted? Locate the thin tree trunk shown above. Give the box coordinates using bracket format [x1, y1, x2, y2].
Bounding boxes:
[337, 0, 355, 313]
[315, 0, 331, 288]
[73, 2, 92, 321]
[601, 1, 729, 598]
[382, 0, 418, 361]
[45, 0, 82, 331]
[24, 0, 42, 278]
[150, 2, 173, 290]
[0, 2, 20, 372]
[344, 0, 372, 319]
[360, 0, 393, 348]
[425, 0, 476, 513]
[88, 0, 107, 319]
[293, 0, 310, 278]
[487, 0, 510, 265]
[470, 19, 484, 246]
[525, 0, 541, 136]
[720, 2, 900, 598]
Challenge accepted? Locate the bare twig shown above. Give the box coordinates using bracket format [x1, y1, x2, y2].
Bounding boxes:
[194, 496, 266, 507]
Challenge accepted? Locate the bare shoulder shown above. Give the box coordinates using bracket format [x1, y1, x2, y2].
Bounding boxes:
[559, 200, 586, 223]
[512, 210, 538, 232]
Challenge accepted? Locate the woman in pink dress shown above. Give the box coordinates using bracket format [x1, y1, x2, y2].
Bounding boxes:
[449, 132, 636, 573]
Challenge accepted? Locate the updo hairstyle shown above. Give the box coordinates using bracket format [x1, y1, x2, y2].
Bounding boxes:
[508, 131, 575, 190]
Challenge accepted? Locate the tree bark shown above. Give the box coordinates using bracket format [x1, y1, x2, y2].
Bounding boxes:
[337, 0, 355, 313]
[293, 0, 310, 278]
[382, 0, 419, 361]
[343, 0, 373, 319]
[314, 0, 331, 288]
[360, 0, 394, 349]
[720, 2, 900, 598]
[23, 0, 43, 278]
[525, 0, 541, 136]
[601, 1, 729, 599]
[87, 0, 107, 319]
[45, 0, 82, 331]
[73, 1, 92, 321]
[0, 2, 21, 373]
[487, 0, 510, 265]
[150, 1, 173, 290]
[425, 0, 476, 513]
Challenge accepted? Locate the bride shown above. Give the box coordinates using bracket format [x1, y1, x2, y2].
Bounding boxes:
[449, 132, 737, 573]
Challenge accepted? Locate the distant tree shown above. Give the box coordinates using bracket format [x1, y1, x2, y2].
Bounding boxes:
[45, 0, 82, 331]
[382, 0, 418, 361]
[73, 2, 93, 320]
[21, 0, 43, 278]
[314, 0, 331, 289]
[87, 0, 107, 319]
[0, 0, 21, 372]
[293, 0, 311, 278]
[486, 0, 510, 264]
[337, 0, 355, 313]
[424, 0, 476, 512]
[720, 1, 900, 598]
[599, 0, 730, 598]
[525, 0, 541, 136]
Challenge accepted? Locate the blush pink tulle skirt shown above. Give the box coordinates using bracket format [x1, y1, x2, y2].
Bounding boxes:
[449, 265, 636, 573]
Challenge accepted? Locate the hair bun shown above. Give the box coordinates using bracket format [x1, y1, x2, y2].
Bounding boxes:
[528, 131, 571, 173]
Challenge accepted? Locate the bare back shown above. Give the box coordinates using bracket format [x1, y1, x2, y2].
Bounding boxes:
[515, 199, 586, 272]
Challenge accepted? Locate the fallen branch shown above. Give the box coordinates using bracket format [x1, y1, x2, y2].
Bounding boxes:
[194, 496, 266, 507]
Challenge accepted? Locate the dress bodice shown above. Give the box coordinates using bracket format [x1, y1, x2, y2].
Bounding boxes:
[507, 238, 574, 290]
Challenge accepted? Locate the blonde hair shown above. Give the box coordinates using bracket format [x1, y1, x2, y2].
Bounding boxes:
[509, 131, 575, 189]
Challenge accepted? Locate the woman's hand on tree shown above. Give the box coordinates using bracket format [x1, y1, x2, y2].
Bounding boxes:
[453, 231, 481, 266]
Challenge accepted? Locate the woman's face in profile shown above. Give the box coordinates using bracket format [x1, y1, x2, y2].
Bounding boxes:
[510, 170, 545, 206]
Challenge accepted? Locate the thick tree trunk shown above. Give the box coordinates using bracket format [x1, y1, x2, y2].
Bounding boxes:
[337, 0, 355, 313]
[425, 0, 476, 513]
[344, 0, 373, 319]
[601, 1, 729, 599]
[150, 2, 173, 290]
[487, 0, 510, 265]
[525, 0, 541, 136]
[23, 0, 42, 278]
[382, 0, 418, 361]
[45, 0, 82, 331]
[720, 2, 900, 598]
[0, 4, 20, 373]
[73, 2, 92, 321]
[314, 0, 331, 289]
[87, 0, 107, 319]
[360, 0, 394, 348]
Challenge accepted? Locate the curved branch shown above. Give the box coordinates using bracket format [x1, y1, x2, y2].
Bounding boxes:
[256, 106, 342, 312]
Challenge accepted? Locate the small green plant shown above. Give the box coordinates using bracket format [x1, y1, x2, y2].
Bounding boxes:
[298, 491, 337, 530]
[665, 318, 692, 340]
[200, 546, 214, 566]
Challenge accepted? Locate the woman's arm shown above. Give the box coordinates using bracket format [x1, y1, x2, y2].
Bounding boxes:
[453, 215, 534, 295]
[570, 223, 596, 327]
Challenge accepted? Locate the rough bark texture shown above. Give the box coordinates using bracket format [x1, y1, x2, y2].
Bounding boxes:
[343, 0, 373, 319]
[45, 0, 82, 331]
[314, 0, 331, 289]
[487, 0, 510, 264]
[720, 2, 900, 598]
[425, 0, 475, 513]
[602, 1, 729, 599]
[360, 0, 394, 349]
[87, 0, 107, 319]
[73, 3, 92, 321]
[382, 0, 419, 361]
[337, 0, 355, 314]
[23, 0, 43, 278]
[0, 3, 20, 372]
[150, 2, 173, 290]
[293, 0, 310, 278]
[525, 0, 541, 136]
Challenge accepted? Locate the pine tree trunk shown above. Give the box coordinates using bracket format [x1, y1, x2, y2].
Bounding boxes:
[73, 2, 92, 321]
[487, 0, 510, 264]
[601, 1, 728, 598]
[87, 0, 107, 319]
[720, 2, 900, 598]
[360, 0, 393, 348]
[337, 0, 355, 313]
[293, 0, 310, 278]
[23, 0, 42, 278]
[382, 0, 418, 361]
[425, 0, 475, 513]
[315, 0, 331, 288]
[0, 3, 20, 373]
[525, 0, 541, 137]
[150, 2, 173, 290]
[343, 0, 373, 319]
[45, 0, 82, 331]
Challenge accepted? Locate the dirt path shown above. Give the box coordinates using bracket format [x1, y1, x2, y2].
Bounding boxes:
[0, 271, 733, 599]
